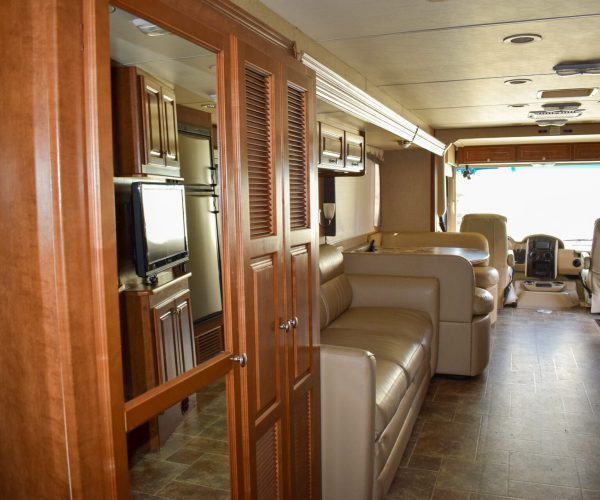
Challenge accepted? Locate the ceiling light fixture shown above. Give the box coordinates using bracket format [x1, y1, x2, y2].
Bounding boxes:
[130, 18, 170, 37]
[554, 61, 600, 76]
[503, 34, 542, 45]
[505, 78, 532, 85]
[508, 103, 529, 108]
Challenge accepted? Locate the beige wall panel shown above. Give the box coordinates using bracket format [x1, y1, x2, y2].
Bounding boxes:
[380, 149, 432, 232]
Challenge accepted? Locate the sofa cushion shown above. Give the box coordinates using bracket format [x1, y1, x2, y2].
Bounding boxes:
[321, 327, 426, 383]
[327, 307, 432, 357]
[473, 266, 499, 289]
[320, 274, 353, 329]
[473, 287, 494, 316]
[374, 359, 409, 439]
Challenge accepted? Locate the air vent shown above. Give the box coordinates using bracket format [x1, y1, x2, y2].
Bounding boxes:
[541, 102, 581, 112]
[538, 88, 598, 99]
[528, 109, 584, 120]
[287, 85, 309, 230]
[130, 18, 170, 37]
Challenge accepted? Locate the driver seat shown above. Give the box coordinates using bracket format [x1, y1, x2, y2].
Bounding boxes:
[583, 218, 600, 313]
[460, 213, 512, 308]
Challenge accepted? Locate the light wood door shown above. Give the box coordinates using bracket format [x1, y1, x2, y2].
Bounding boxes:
[235, 40, 288, 499]
[140, 74, 166, 167]
[282, 64, 320, 500]
[161, 86, 180, 168]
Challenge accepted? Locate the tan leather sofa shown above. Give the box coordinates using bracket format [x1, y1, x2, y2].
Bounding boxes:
[319, 244, 439, 500]
[344, 249, 493, 377]
[370, 231, 500, 323]
[460, 214, 512, 309]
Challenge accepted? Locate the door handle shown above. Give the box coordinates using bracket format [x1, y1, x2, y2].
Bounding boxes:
[230, 353, 247, 368]
[288, 316, 299, 329]
[279, 321, 291, 332]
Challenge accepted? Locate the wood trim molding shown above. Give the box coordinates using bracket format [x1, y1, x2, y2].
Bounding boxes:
[205, 0, 293, 51]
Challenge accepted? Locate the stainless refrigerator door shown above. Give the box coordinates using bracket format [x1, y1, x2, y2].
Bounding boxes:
[184, 192, 222, 321]
[179, 133, 216, 186]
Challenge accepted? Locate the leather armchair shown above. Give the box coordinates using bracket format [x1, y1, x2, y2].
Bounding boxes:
[583, 218, 600, 313]
[460, 213, 512, 309]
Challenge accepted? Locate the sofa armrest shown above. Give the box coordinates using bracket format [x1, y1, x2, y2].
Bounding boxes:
[320, 345, 376, 500]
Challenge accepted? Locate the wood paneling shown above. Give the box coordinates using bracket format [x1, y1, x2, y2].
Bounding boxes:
[517, 143, 572, 162]
[459, 145, 517, 164]
[573, 142, 600, 161]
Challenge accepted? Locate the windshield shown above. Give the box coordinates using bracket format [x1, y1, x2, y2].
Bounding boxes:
[456, 164, 600, 251]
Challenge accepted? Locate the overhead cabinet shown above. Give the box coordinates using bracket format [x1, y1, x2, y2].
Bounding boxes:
[318, 122, 365, 175]
[112, 67, 181, 177]
[458, 142, 600, 165]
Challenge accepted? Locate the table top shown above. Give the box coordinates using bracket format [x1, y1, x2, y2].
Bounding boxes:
[357, 246, 489, 265]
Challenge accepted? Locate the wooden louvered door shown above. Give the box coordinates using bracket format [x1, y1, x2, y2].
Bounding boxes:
[234, 41, 320, 499]
[236, 41, 287, 500]
[282, 63, 321, 500]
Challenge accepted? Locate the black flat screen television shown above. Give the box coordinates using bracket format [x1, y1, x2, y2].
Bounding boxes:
[131, 182, 189, 278]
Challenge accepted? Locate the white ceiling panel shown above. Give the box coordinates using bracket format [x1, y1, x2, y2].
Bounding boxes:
[260, 0, 600, 42]
[321, 17, 600, 86]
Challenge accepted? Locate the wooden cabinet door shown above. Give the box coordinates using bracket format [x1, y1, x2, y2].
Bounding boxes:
[140, 74, 166, 167]
[573, 142, 600, 161]
[236, 41, 288, 500]
[459, 145, 516, 164]
[283, 63, 321, 500]
[517, 143, 571, 162]
[161, 86, 180, 168]
[175, 292, 196, 373]
[153, 298, 179, 383]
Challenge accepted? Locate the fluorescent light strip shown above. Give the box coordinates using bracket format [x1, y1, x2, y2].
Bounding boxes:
[302, 54, 446, 156]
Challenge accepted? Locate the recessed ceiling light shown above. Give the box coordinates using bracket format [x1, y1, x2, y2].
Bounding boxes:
[503, 34, 542, 45]
[508, 103, 529, 108]
[505, 79, 532, 85]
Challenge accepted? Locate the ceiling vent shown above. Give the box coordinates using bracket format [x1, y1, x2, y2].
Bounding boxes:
[538, 88, 598, 99]
[528, 109, 584, 120]
[554, 61, 600, 76]
[503, 34, 542, 45]
[130, 18, 170, 37]
[541, 102, 581, 112]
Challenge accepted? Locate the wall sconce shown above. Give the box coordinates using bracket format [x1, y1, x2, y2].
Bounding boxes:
[319, 202, 336, 243]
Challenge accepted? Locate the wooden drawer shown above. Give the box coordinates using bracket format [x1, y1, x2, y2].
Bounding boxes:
[517, 143, 572, 162]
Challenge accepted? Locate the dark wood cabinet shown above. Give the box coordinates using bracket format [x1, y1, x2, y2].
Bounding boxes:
[153, 291, 196, 384]
[517, 143, 571, 162]
[459, 145, 517, 164]
[121, 277, 196, 400]
[573, 142, 600, 160]
[112, 67, 180, 177]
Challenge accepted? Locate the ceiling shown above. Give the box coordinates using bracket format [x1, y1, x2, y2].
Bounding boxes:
[260, 0, 600, 130]
[109, 7, 217, 113]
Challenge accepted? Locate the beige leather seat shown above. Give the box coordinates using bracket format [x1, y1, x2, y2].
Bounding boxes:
[584, 218, 600, 313]
[460, 214, 512, 309]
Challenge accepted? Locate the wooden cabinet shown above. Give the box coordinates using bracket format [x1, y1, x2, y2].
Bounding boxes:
[235, 41, 321, 499]
[573, 142, 600, 160]
[153, 291, 196, 384]
[458, 145, 516, 164]
[318, 122, 366, 176]
[517, 143, 571, 162]
[112, 67, 180, 177]
[120, 276, 196, 400]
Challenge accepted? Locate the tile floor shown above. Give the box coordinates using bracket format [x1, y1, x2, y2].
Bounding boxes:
[387, 307, 600, 500]
[129, 379, 230, 500]
[128, 308, 600, 499]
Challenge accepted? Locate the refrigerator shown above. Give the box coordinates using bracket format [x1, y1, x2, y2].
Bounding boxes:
[178, 125, 222, 323]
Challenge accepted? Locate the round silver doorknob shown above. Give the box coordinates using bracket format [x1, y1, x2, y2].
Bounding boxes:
[230, 353, 247, 367]
[288, 317, 299, 329]
[279, 321, 291, 332]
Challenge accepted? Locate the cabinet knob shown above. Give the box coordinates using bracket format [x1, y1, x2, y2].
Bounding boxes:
[288, 317, 299, 329]
[230, 353, 247, 368]
[279, 321, 291, 332]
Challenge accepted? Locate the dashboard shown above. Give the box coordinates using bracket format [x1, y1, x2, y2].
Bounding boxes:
[509, 234, 585, 278]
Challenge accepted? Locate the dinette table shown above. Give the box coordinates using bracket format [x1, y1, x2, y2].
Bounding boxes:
[367, 246, 489, 265]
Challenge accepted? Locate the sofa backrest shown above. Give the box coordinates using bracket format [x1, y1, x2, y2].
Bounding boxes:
[377, 231, 489, 259]
[319, 244, 353, 329]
